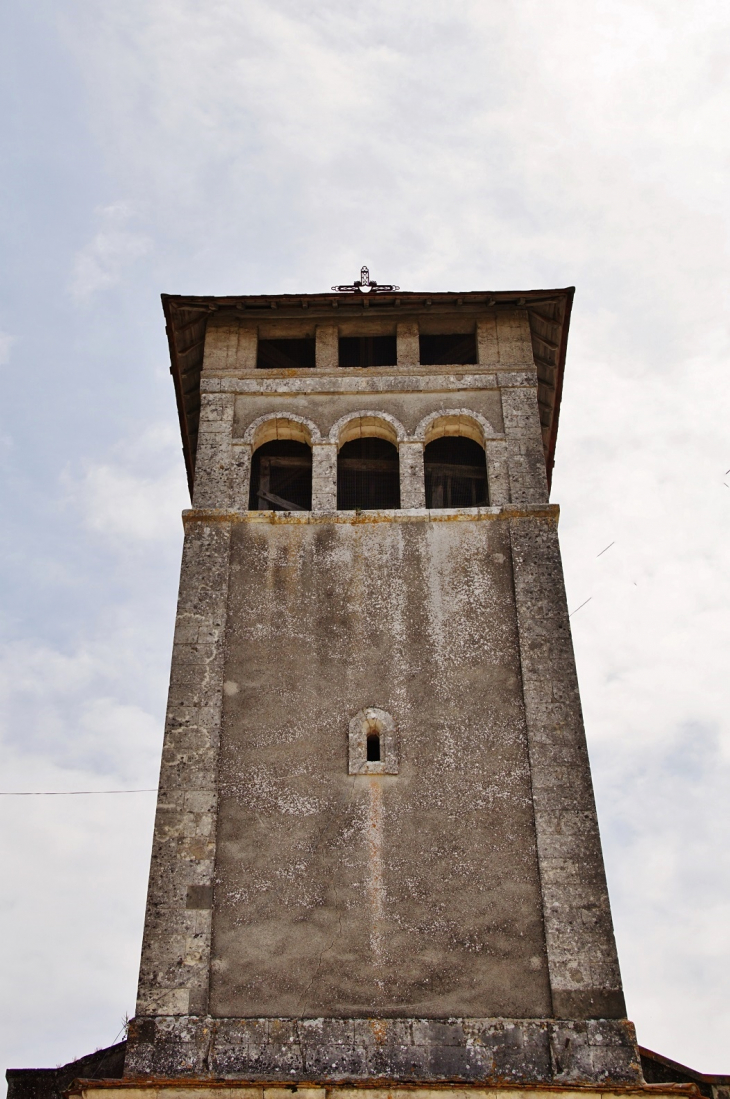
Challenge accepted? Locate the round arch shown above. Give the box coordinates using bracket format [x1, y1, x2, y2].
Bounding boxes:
[328, 410, 406, 449]
[414, 409, 497, 447]
[243, 413, 322, 452]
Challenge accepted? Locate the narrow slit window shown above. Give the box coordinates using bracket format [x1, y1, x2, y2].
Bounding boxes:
[424, 436, 488, 508]
[249, 440, 312, 511]
[366, 733, 381, 762]
[348, 708, 398, 775]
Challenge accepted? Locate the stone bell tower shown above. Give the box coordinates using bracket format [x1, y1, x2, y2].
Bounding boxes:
[122, 272, 642, 1088]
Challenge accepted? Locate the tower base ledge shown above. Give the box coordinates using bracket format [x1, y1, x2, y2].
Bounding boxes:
[69, 1082, 700, 1099]
[124, 1018, 642, 1086]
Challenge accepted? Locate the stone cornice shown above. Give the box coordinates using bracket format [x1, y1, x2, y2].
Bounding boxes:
[181, 504, 560, 528]
[199, 370, 538, 398]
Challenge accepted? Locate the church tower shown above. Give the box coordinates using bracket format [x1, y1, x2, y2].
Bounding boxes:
[124, 273, 640, 1086]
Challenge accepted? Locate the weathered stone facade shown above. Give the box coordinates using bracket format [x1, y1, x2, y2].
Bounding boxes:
[125, 286, 637, 1086]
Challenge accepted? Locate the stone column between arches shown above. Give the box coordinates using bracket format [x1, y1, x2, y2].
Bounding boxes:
[312, 442, 338, 511]
[192, 391, 235, 510]
[399, 441, 426, 509]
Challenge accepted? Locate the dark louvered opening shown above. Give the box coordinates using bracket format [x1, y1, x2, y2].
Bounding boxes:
[256, 338, 316, 369]
[339, 336, 397, 368]
[249, 440, 312, 511]
[337, 438, 400, 510]
[424, 436, 488, 508]
[419, 333, 477, 365]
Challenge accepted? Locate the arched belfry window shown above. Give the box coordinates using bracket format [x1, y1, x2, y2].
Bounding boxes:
[337, 437, 400, 510]
[249, 440, 312, 511]
[424, 436, 488, 508]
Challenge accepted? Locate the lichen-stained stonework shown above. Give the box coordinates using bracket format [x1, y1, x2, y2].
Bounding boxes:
[124, 1012, 642, 1083]
[135, 518, 232, 1018]
[510, 517, 625, 1020]
[128, 286, 639, 1085]
[213, 517, 549, 1019]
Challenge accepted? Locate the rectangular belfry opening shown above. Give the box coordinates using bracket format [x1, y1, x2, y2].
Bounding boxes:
[419, 331, 477, 364]
[256, 336, 315, 369]
[339, 335, 397, 367]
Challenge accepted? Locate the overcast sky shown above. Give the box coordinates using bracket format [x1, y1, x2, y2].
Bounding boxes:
[1, 0, 729, 1083]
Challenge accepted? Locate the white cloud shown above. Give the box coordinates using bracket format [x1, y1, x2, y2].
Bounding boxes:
[65, 423, 189, 543]
[0, 329, 14, 366]
[552, 339, 730, 1068]
[77, 461, 185, 542]
[0, 636, 164, 784]
[0, 741, 156, 1071]
[0, 632, 164, 1072]
[69, 202, 151, 301]
[0, 429, 183, 1078]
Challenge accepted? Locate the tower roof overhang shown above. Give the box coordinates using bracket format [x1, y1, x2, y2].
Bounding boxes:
[162, 286, 574, 498]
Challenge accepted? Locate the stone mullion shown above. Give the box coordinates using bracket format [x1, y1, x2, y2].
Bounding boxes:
[396, 320, 419, 366]
[316, 325, 339, 369]
[509, 515, 625, 1021]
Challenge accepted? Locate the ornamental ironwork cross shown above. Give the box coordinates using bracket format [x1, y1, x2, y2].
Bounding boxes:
[331, 266, 400, 293]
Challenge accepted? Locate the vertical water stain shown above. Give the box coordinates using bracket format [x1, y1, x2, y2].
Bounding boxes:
[366, 778, 384, 976]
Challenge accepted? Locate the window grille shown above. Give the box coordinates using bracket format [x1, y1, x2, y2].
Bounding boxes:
[337, 437, 400, 510]
[424, 436, 488, 508]
[249, 440, 312, 510]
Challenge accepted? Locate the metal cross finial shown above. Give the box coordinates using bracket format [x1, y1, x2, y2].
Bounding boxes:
[331, 266, 400, 294]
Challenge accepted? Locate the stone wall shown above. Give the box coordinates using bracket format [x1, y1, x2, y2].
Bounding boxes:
[214, 514, 549, 1019]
